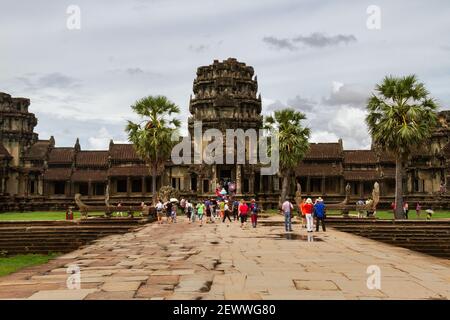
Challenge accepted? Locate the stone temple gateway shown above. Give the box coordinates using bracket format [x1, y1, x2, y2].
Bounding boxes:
[1, 58, 450, 211]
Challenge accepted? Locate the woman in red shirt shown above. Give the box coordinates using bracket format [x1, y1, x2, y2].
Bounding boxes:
[238, 199, 249, 228]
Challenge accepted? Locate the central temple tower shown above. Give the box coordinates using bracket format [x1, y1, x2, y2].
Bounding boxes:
[188, 58, 263, 134]
[186, 58, 268, 196]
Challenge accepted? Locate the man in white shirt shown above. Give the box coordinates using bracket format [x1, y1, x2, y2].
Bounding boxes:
[281, 198, 294, 232]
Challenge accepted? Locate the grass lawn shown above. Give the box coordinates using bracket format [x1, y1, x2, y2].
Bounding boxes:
[0, 211, 105, 221]
[262, 208, 450, 220]
[0, 253, 60, 277]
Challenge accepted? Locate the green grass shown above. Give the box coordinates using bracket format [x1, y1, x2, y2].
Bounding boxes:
[0, 211, 104, 221]
[0, 253, 60, 277]
[262, 209, 450, 220]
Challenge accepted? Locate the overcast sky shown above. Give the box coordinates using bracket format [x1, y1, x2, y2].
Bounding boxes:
[1, 0, 450, 150]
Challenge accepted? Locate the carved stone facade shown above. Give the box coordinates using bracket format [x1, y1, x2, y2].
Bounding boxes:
[1, 58, 450, 211]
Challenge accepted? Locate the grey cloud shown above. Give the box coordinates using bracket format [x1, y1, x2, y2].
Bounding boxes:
[108, 68, 162, 77]
[188, 44, 209, 53]
[264, 100, 288, 113]
[263, 33, 356, 51]
[262, 36, 297, 51]
[292, 33, 357, 48]
[125, 67, 145, 75]
[287, 95, 316, 112]
[16, 73, 81, 91]
[322, 84, 369, 108]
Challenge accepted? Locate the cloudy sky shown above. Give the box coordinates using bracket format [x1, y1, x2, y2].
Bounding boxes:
[1, 0, 450, 150]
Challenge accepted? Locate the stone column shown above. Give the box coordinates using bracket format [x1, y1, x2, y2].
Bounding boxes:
[273, 176, 279, 191]
[236, 165, 241, 195]
[197, 175, 203, 195]
[88, 181, 92, 198]
[249, 173, 255, 194]
[211, 165, 217, 192]
[321, 176, 326, 195]
[141, 176, 146, 196]
[38, 176, 43, 195]
[127, 176, 131, 196]
[359, 182, 363, 198]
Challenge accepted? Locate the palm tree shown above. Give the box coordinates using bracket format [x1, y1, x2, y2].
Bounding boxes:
[126, 95, 181, 206]
[264, 108, 310, 206]
[366, 75, 438, 219]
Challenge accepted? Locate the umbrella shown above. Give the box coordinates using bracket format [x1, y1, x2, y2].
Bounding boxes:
[170, 198, 179, 203]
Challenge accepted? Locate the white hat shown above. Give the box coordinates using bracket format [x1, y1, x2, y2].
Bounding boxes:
[306, 198, 313, 204]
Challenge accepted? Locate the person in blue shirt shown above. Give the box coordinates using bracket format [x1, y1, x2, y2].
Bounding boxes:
[314, 197, 326, 232]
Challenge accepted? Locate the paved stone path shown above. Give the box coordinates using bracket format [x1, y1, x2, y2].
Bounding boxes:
[0, 216, 449, 300]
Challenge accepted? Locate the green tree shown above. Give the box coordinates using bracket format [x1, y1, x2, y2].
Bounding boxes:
[126, 95, 181, 205]
[366, 75, 438, 219]
[264, 108, 310, 206]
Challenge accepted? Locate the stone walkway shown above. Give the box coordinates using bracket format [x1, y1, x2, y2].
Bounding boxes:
[0, 216, 449, 300]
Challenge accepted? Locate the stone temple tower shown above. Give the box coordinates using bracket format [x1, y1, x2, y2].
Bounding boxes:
[188, 57, 262, 133]
[187, 58, 266, 196]
[0, 92, 38, 195]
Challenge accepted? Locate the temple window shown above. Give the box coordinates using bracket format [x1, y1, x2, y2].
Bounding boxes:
[171, 178, 180, 190]
[78, 182, 88, 195]
[54, 181, 65, 195]
[191, 176, 197, 192]
[243, 179, 249, 193]
[203, 180, 209, 193]
[131, 179, 142, 193]
[93, 183, 105, 196]
[117, 179, 127, 193]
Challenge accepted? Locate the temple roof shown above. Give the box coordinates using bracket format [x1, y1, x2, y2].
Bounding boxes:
[72, 169, 107, 182]
[109, 144, 140, 162]
[304, 143, 343, 160]
[344, 150, 377, 164]
[43, 168, 72, 181]
[0, 142, 12, 159]
[48, 148, 75, 164]
[23, 140, 51, 159]
[296, 163, 342, 176]
[378, 151, 396, 163]
[344, 170, 380, 181]
[108, 165, 149, 177]
[76, 151, 109, 167]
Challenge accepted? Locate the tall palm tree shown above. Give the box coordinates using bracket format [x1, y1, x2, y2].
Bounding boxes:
[126, 95, 181, 206]
[366, 75, 438, 219]
[264, 108, 310, 206]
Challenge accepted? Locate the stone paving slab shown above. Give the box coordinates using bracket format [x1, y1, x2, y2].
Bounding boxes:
[0, 216, 449, 300]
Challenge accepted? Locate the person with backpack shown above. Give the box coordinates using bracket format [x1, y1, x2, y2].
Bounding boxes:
[232, 199, 239, 221]
[196, 200, 205, 226]
[204, 198, 211, 223]
[281, 197, 294, 232]
[303, 198, 314, 232]
[222, 200, 232, 224]
[156, 200, 164, 224]
[165, 201, 172, 223]
[185, 200, 192, 222]
[250, 199, 258, 228]
[314, 197, 326, 232]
